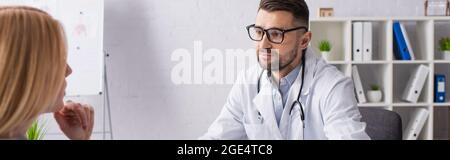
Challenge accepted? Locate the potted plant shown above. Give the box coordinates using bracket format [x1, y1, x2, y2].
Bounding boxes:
[367, 84, 382, 103]
[27, 120, 47, 140]
[318, 40, 332, 61]
[440, 37, 450, 60]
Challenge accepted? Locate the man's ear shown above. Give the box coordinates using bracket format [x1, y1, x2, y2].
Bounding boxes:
[299, 32, 312, 50]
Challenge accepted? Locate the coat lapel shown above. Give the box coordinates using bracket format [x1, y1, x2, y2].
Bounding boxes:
[252, 70, 283, 139]
[279, 48, 317, 139]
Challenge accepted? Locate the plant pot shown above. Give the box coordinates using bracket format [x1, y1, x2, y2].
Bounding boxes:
[444, 51, 450, 60]
[367, 90, 382, 103]
[321, 51, 331, 61]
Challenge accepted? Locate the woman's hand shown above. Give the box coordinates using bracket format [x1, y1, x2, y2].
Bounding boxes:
[54, 101, 94, 140]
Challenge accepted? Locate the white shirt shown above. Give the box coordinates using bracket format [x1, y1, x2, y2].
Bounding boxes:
[271, 64, 301, 126]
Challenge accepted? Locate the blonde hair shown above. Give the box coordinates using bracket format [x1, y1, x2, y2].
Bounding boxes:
[0, 6, 67, 136]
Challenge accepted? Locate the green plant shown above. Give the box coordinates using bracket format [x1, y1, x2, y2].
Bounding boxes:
[318, 40, 332, 52]
[370, 84, 380, 91]
[440, 37, 450, 51]
[27, 120, 47, 140]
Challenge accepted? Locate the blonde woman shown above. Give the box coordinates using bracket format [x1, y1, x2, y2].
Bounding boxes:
[0, 6, 94, 140]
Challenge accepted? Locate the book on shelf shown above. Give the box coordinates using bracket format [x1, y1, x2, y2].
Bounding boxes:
[434, 74, 446, 103]
[403, 108, 429, 140]
[363, 22, 373, 61]
[353, 22, 364, 61]
[402, 65, 430, 103]
[393, 22, 415, 61]
[352, 65, 366, 103]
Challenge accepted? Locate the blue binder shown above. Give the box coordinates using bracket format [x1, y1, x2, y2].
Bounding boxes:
[393, 22, 411, 60]
[435, 74, 446, 103]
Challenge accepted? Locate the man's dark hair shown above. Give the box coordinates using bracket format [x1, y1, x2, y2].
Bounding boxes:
[258, 0, 309, 27]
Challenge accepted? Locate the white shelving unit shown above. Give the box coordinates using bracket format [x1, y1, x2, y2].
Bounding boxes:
[311, 17, 450, 140]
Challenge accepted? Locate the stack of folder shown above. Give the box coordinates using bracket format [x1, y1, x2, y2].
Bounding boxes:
[352, 22, 373, 61]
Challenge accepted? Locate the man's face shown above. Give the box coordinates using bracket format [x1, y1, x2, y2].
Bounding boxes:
[254, 10, 308, 71]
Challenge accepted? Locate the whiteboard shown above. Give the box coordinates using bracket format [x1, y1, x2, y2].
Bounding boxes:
[0, 0, 104, 96]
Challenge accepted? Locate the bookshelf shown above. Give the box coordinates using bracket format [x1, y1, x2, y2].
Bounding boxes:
[311, 17, 450, 140]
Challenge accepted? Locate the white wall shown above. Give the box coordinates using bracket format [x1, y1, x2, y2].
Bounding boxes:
[44, 0, 448, 139]
[101, 0, 257, 140]
[307, 0, 426, 17]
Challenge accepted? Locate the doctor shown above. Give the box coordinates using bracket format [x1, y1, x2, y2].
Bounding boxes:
[201, 0, 370, 140]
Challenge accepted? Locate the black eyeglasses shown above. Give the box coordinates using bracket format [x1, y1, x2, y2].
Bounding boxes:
[246, 24, 308, 44]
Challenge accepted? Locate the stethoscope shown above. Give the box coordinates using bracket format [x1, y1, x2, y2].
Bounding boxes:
[256, 50, 307, 132]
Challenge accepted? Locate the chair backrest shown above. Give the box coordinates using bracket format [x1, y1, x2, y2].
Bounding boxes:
[359, 108, 403, 140]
